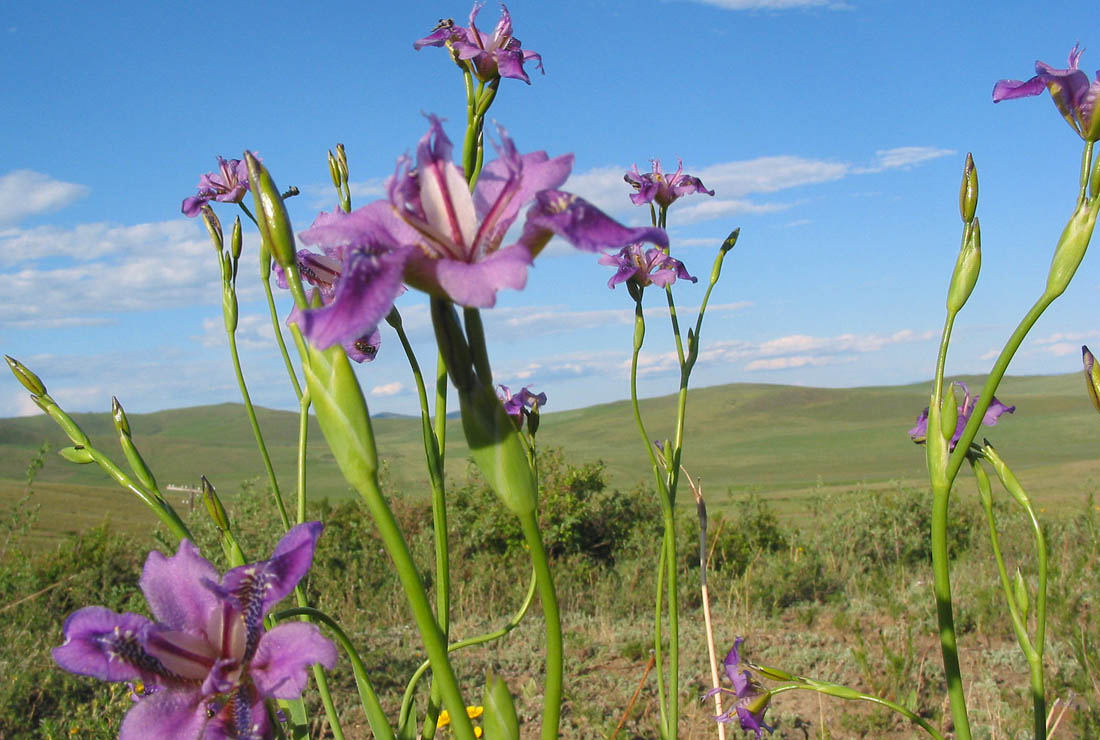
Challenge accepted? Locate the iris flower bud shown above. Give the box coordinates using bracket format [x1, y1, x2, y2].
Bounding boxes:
[5, 355, 47, 396]
[245, 151, 296, 269]
[947, 217, 981, 313]
[1082, 345, 1100, 413]
[959, 153, 978, 224]
[1046, 199, 1099, 299]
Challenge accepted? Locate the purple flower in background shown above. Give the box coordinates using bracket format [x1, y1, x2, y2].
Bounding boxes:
[624, 159, 714, 209]
[908, 382, 1015, 450]
[599, 244, 697, 290]
[705, 638, 773, 738]
[292, 116, 667, 355]
[414, 3, 543, 84]
[993, 44, 1100, 140]
[499, 385, 546, 417]
[53, 523, 336, 740]
[182, 156, 255, 217]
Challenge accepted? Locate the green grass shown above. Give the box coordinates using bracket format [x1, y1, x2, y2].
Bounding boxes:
[1, 373, 1097, 548]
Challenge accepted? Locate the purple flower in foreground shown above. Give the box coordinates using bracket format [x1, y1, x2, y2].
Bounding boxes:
[599, 244, 697, 290]
[292, 116, 667, 355]
[993, 44, 1100, 140]
[908, 382, 1015, 450]
[704, 638, 773, 738]
[624, 159, 714, 209]
[414, 3, 543, 84]
[53, 523, 336, 740]
[182, 156, 254, 217]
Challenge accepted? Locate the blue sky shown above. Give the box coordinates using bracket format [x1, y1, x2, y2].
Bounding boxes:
[2, 0, 1099, 418]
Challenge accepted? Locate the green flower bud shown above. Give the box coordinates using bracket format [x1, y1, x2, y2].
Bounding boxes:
[482, 673, 520, 740]
[230, 216, 243, 262]
[959, 153, 978, 224]
[201, 207, 223, 252]
[245, 151, 297, 269]
[1082, 345, 1100, 413]
[4, 355, 46, 396]
[111, 396, 131, 437]
[1013, 567, 1030, 620]
[720, 226, 740, 255]
[940, 384, 960, 443]
[201, 475, 232, 532]
[327, 150, 341, 189]
[947, 217, 981, 313]
[58, 445, 95, 464]
[1045, 199, 1099, 299]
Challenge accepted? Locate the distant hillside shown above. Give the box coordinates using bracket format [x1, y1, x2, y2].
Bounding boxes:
[2, 374, 1098, 546]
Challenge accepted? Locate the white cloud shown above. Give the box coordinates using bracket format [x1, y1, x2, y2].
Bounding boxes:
[370, 381, 404, 397]
[483, 301, 752, 339]
[854, 146, 956, 174]
[0, 220, 241, 327]
[0, 170, 89, 226]
[744, 355, 848, 371]
[1034, 330, 1100, 345]
[198, 314, 278, 350]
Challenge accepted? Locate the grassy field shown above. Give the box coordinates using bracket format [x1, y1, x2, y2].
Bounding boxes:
[1, 373, 1097, 548]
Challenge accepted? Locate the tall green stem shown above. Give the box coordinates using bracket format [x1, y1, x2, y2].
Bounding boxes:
[518, 508, 563, 740]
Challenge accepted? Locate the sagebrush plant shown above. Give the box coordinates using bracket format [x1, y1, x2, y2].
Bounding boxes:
[3, 8, 1100, 740]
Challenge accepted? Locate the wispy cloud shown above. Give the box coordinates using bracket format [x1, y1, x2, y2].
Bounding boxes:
[370, 381, 405, 397]
[0, 170, 89, 226]
[854, 146, 956, 174]
[0, 220, 224, 327]
[483, 301, 753, 339]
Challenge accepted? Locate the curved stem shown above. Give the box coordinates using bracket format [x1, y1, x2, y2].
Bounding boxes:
[262, 275, 303, 400]
[273, 607, 394, 740]
[398, 568, 538, 732]
[227, 331, 292, 531]
[518, 507, 563, 740]
[84, 446, 192, 542]
[768, 683, 946, 740]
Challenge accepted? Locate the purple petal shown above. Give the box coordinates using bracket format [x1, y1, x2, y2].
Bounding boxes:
[908, 407, 930, 442]
[344, 327, 382, 363]
[293, 241, 408, 353]
[204, 685, 270, 740]
[53, 607, 155, 682]
[520, 190, 669, 257]
[139, 539, 221, 632]
[118, 687, 206, 740]
[249, 622, 338, 700]
[405, 242, 531, 307]
[980, 396, 1016, 426]
[993, 76, 1051, 102]
[222, 522, 324, 619]
[181, 195, 208, 218]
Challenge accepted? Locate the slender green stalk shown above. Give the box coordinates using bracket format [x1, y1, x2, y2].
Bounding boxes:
[274, 607, 394, 740]
[262, 275, 303, 400]
[433, 349, 449, 460]
[227, 331, 292, 531]
[653, 530, 670, 740]
[518, 507, 563, 740]
[296, 392, 310, 524]
[398, 568, 538, 733]
[83, 446, 192, 542]
[768, 683, 946, 740]
[390, 309, 451, 739]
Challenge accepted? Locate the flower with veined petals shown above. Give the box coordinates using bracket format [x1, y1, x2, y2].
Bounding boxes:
[415, 3, 543, 84]
[53, 522, 336, 740]
[182, 156, 255, 217]
[993, 44, 1100, 140]
[624, 159, 714, 209]
[599, 243, 697, 290]
[908, 382, 1015, 450]
[704, 637, 773, 738]
[276, 251, 390, 363]
[291, 116, 667, 355]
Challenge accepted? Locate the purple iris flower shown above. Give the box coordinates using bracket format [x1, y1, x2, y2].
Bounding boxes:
[292, 117, 667, 355]
[414, 3, 543, 84]
[598, 244, 697, 290]
[993, 44, 1100, 140]
[499, 384, 546, 417]
[704, 637, 773, 738]
[908, 382, 1015, 450]
[277, 251, 387, 363]
[624, 159, 714, 209]
[182, 156, 255, 218]
[53, 523, 337, 740]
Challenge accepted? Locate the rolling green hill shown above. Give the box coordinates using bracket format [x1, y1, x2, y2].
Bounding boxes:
[2, 374, 1098, 547]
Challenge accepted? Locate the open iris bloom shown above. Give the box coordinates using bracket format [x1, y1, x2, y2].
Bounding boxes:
[291, 116, 667, 355]
[908, 382, 1015, 450]
[53, 522, 337, 740]
[182, 156, 255, 218]
[599, 243, 697, 290]
[624, 159, 714, 209]
[993, 43, 1100, 140]
[414, 2, 543, 84]
[705, 638, 773, 738]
